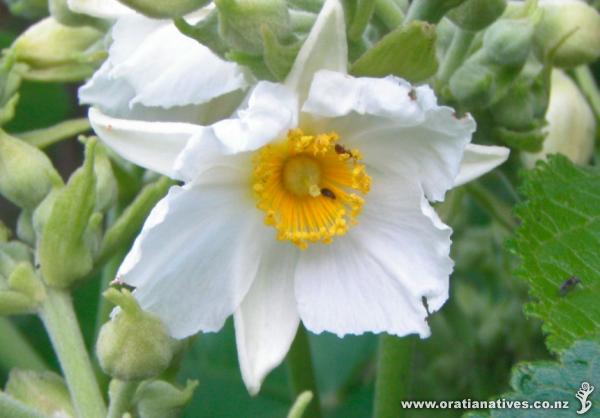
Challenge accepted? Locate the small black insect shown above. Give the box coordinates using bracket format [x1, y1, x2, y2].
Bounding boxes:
[408, 88, 417, 100]
[335, 144, 354, 158]
[110, 278, 136, 292]
[321, 188, 336, 200]
[559, 275, 581, 296]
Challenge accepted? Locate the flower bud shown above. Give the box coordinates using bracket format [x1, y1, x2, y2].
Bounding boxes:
[216, 0, 291, 54]
[522, 70, 595, 167]
[535, 0, 600, 68]
[96, 288, 176, 381]
[0, 130, 62, 210]
[0, 242, 44, 314]
[0, 54, 23, 126]
[117, 0, 209, 18]
[12, 17, 104, 82]
[447, 0, 507, 31]
[483, 17, 535, 67]
[0, 222, 9, 243]
[5, 369, 75, 418]
[16, 211, 35, 246]
[449, 59, 496, 107]
[133, 380, 198, 418]
[38, 139, 97, 288]
[94, 142, 117, 212]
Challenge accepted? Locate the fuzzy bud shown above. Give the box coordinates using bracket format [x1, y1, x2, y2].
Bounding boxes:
[535, 0, 600, 68]
[96, 288, 176, 381]
[133, 380, 198, 418]
[522, 70, 596, 167]
[447, 0, 507, 31]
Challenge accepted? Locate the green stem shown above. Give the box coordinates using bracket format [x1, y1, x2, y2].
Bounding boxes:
[375, 0, 405, 29]
[286, 325, 321, 418]
[349, 0, 376, 41]
[466, 182, 517, 232]
[39, 288, 106, 418]
[404, 0, 447, 23]
[574, 65, 600, 121]
[373, 335, 416, 418]
[290, 10, 317, 32]
[106, 379, 139, 418]
[0, 392, 47, 418]
[437, 28, 475, 86]
[0, 317, 48, 372]
[16, 118, 91, 149]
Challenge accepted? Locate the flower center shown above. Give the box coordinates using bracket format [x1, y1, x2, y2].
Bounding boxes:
[252, 129, 371, 249]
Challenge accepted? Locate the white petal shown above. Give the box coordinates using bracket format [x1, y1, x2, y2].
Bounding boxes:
[119, 166, 265, 338]
[67, 0, 133, 18]
[303, 72, 476, 202]
[174, 82, 298, 182]
[89, 107, 202, 178]
[454, 144, 510, 187]
[295, 176, 452, 338]
[109, 14, 248, 108]
[80, 61, 137, 118]
[285, 0, 347, 102]
[234, 243, 300, 395]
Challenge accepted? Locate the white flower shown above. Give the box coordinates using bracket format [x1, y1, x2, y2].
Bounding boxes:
[87, 0, 509, 395]
[77, 3, 249, 175]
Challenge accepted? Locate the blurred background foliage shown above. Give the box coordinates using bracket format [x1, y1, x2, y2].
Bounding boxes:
[2, 1, 598, 417]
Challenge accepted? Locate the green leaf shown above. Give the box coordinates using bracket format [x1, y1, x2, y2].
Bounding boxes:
[351, 20, 438, 82]
[513, 156, 600, 352]
[464, 340, 600, 417]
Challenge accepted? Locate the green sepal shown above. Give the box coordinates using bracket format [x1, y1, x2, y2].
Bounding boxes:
[0, 241, 32, 278]
[492, 125, 546, 153]
[0, 94, 19, 126]
[174, 10, 228, 57]
[351, 20, 438, 82]
[117, 0, 210, 18]
[0, 291, 37, 315]
[261, 26, 302, 81]
[8, 262, 46, 304]
[16, 211, 35, 246]
[133, 380, 198, 418]
[0, 130, 62, 210]
[216, 0, 291, 55]
[447, 0, 506, 32]
[38, 139, 97, 288]
[5, 369, 75, 418]
[93, 142, 117, 213]
[482, 16, 535, 67]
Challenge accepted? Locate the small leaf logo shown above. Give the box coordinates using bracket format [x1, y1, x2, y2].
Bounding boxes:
[576, 382, 594, 415]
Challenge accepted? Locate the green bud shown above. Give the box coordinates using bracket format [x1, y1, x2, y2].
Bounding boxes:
[3, 0, 48, 19]
[117, 0, 210, 18]
[449, 59, 496, 107]
[491, 62, 550, 131]
[0, 241, 32, 278]
[493, 125, 546, 152]
[0, 243, 42, 315]
[535, 0, 600, 68]
[287, 0, 324, 13]
[96, 288, 176, 381]
[32, 188, 60, 243]
[0, 130, 62, 210]
[133, 380, 198, 418]
[216, 0, 291, 54]
[38, 139, 97, 288]
[351, 21, 438, 82]
[0, 290, 37, 315]
[13, 17, 103, 69]
[5, 369, 75, 418]
[405, 0, 467, 24]
[94, 142, 117, 213]
[447, 0, 507, 31]
[522, 70, 596, 167]
[483, 17, 535, 67]
[0, 94, 19, 127]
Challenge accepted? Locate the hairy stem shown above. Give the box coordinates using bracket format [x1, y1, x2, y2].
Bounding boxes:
[39, 288, 106, 418]
[373, 335, 416, 418]
[375, 0, 405, 29]
[286, 325, 322, 418]
[106, 379, 139, 418]
[437, 28, 475, 86]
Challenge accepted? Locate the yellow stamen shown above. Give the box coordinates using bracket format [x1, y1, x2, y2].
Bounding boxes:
[252, 129, 371, 249]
